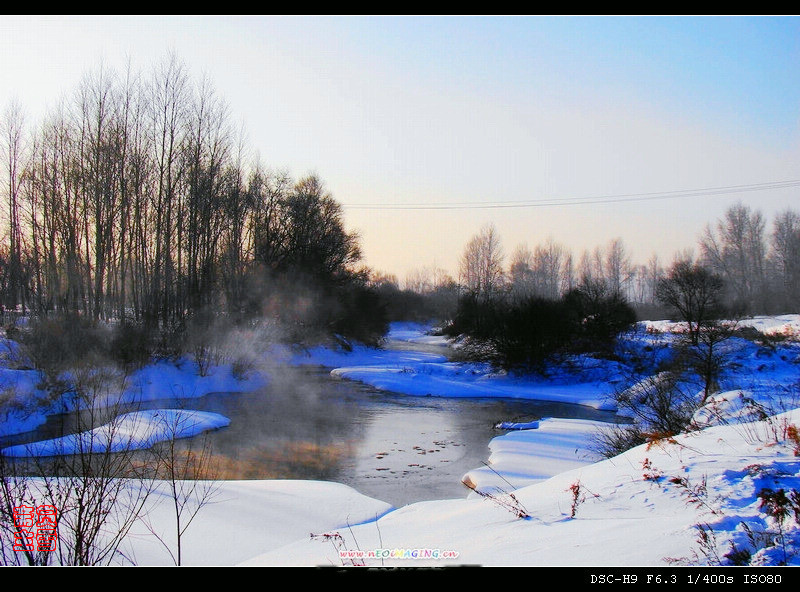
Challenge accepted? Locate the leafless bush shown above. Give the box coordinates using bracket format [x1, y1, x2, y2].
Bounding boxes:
[592, 423, 648, 459]
[310, 531, 365, 567]
[594, 371, 698, 458]
[566, 479, 600, 519]
[0, 454, 55, 565]
[1, 367, 155, 565]
[462, 468, 530, 520]
[143, 411, 220, 565]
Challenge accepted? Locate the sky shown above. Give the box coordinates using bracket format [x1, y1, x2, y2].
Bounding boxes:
[2, 15, 799, 281]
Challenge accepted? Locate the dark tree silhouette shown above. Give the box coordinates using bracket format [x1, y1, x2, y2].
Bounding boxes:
[656, 259, 725, 345]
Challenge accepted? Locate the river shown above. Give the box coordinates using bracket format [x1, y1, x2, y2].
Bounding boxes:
[4, 373, 617, 509]
[0, 330, 620, 508]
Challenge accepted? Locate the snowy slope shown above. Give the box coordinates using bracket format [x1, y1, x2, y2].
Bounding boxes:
[243, 409, 800, 567]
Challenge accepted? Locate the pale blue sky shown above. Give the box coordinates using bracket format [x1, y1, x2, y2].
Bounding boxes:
[2, 15, 799, 278]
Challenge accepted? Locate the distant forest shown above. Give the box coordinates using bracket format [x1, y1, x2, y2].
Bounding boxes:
[1, 56, 799, 349]
[440, 201, 800, 319]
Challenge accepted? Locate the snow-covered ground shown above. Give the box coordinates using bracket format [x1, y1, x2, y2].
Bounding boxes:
[125, 479, 393, 566]
[642, 314, 800, 340]
[382, 321, 452, 348]
[2, 318, 799, 566]
[14, 406, 796, 566]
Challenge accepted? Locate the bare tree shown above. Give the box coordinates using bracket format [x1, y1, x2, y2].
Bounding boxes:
[508, 244, 534, 299]
[0, 453, 55, 565]
[578, 247, 605, 289]
[2, 100, 26, 314]
[146, 411, 219, 566]
[629, 264, 647, 304]
[656, 258, 725, 345]
[604, 238, 632, 298]
[561, 251, 575, 294]
[76, 65, 125, 321]
[218, 124, 250, 317]
[770, 208, 800, 312]
[611, 372, 698, 440]
[459, 223, 505, 300]
[700, 202, 768, 313]
[690, 319, 737, 404]
[533, 238, 566, 300]
[1, 368, 156, 566]
[404, 267, 433, 294]
[40, 372, 154, 566]
[182, 74, 233, 315]
[645, 254, 663, 305]
[148, 52, 189, 325]
[404, 265, 453, 295]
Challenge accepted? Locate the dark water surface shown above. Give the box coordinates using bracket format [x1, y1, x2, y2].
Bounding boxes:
[2, 365, 618, 508]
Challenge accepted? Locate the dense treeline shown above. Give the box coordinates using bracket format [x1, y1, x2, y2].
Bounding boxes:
[0, 57, 386, 345]
[446, 282, 636, 371]
[368, 268, 459, 323]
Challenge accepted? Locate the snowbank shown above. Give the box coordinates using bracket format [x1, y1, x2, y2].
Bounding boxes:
[126, 358, 267, 402]
[288, 323, 625, 409]
[131, 479, 392, 566]
[642, 315, 800, 340]
[330, 362, 618, 409]
[3, 478, 393, 566]
[386, 322, 452, 347]
[287, 342, 447, 369]
[462, 418, 606, 494]
[1, 409, 230, 457]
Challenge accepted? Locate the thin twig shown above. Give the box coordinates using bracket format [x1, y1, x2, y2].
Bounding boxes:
[481, 460, 518, 491]
[375, 513, 384, 567]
